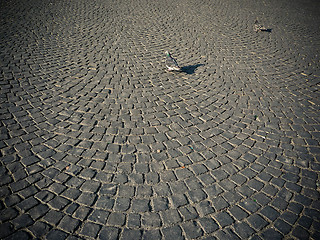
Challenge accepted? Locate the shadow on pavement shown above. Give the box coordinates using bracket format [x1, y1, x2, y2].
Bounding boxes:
[261, 28, 272, 32]
[181, 64, 204, 74]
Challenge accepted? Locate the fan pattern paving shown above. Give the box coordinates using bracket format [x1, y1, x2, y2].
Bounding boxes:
[0, 0, 320, 239]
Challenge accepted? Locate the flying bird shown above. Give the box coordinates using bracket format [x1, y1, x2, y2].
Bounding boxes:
[165, 51, 181, 71]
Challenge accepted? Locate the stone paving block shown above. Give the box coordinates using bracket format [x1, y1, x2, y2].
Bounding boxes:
[73, 206, 91, 221]
[65, 203, 79, 215]
[271, 197, 289, 211]
[247, 179, 264, 191]
[175, 168, 194, 180]
[260, 205, 280, 221]
[274, 218, 292, 235]
[113, 197, 129, 212]
[261, 184, 278, 197]
[178, 205, 199, 221]
[107, 212, 126, 226]
[127, 213, 141, 228]
[12, 213, 34, 229]
[222, 191, 242, 204]
[141, 212, 162, 227]
[185, 178, 204, 190]
[130, 199, 150, 213]
[153, 182, 171, 196]
[99, 184, 117, 196]
[42, 210, 64, 226]
[261, 228, 283, 240]
[229, 173, 247, 186]
[161, 225, 184, 240]
[280, 210, 300, 225]
[214, 212, 234, 228]
[239, 199, 261, 213]
[233, 221, 255, 239]
[236, 185, 255, 198]
[46, 229, 69, 240]
[64, 177, 85, 188]
[98, 226, 120, 240]
[161, 209, 182, 225]
[198, 173, 215, 186]
[28, 203, 49, 220]
[120, 229, 142, 240]
[292, 226, 310, 240]
[311, 231, 320, 240]
[142, 229, 161, 240]
[48, 196, 71, 210]
[16, 196, 39, 212]
[228, 205, 248, 221]
[218, 179, 237, 191]
[87, 209, 110, 224]
[10, 179, 30, 193]
[170, 194, 189, 208]
[5, 230, 32, 240]
[181, 220, 204, 239]
[79, 222, 101, 239]
[136, 185, 152, 198]
[21, 155, 40, 166]
[61, 188, 81, 201]
[187, 188, 207, 203]
[58, 215, 80, 233]
[198, 217, 219, 234]
[113, 174, 128, 184]
[0, 222, 14, 239]
[0, 207, 19, 222]
[212, 169, 229, 181]
[247, 214, 268, 231]
[151, 197, 169, 212]
[76, 192, 96, 206]
[48, 182, 67, 195]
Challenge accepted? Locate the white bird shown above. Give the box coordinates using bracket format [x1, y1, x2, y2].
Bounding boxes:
[165, 51, 181, 71]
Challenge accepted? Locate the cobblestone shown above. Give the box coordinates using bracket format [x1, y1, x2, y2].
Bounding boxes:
[1, 0, 320, 239]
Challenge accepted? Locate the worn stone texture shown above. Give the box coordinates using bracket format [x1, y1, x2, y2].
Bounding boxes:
[0, 0, 319, 239]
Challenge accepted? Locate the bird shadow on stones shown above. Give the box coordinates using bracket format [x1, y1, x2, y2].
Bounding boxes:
[181, 64, 204, 74]
[261, 28, 272, 33]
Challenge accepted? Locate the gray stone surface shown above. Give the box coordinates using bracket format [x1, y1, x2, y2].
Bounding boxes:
[0, 0, 320, 239]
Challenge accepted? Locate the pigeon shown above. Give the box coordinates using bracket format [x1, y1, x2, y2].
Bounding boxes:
[165, 51, 181, 71]
[254, 20, 268, 32]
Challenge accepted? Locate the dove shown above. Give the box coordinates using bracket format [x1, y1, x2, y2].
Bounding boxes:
[165, 51, 181, 71]
[254, 20, 268, 32]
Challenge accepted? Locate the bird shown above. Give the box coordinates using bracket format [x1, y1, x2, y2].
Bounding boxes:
[165, 51, 181, 71]
[254, 20, 268, 32]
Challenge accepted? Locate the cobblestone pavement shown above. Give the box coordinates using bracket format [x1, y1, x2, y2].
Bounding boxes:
[1, 0, 320, 239]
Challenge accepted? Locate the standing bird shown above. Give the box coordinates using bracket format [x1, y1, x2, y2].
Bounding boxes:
[165, 51, 181, 71]
[254, 20, 268, 32]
